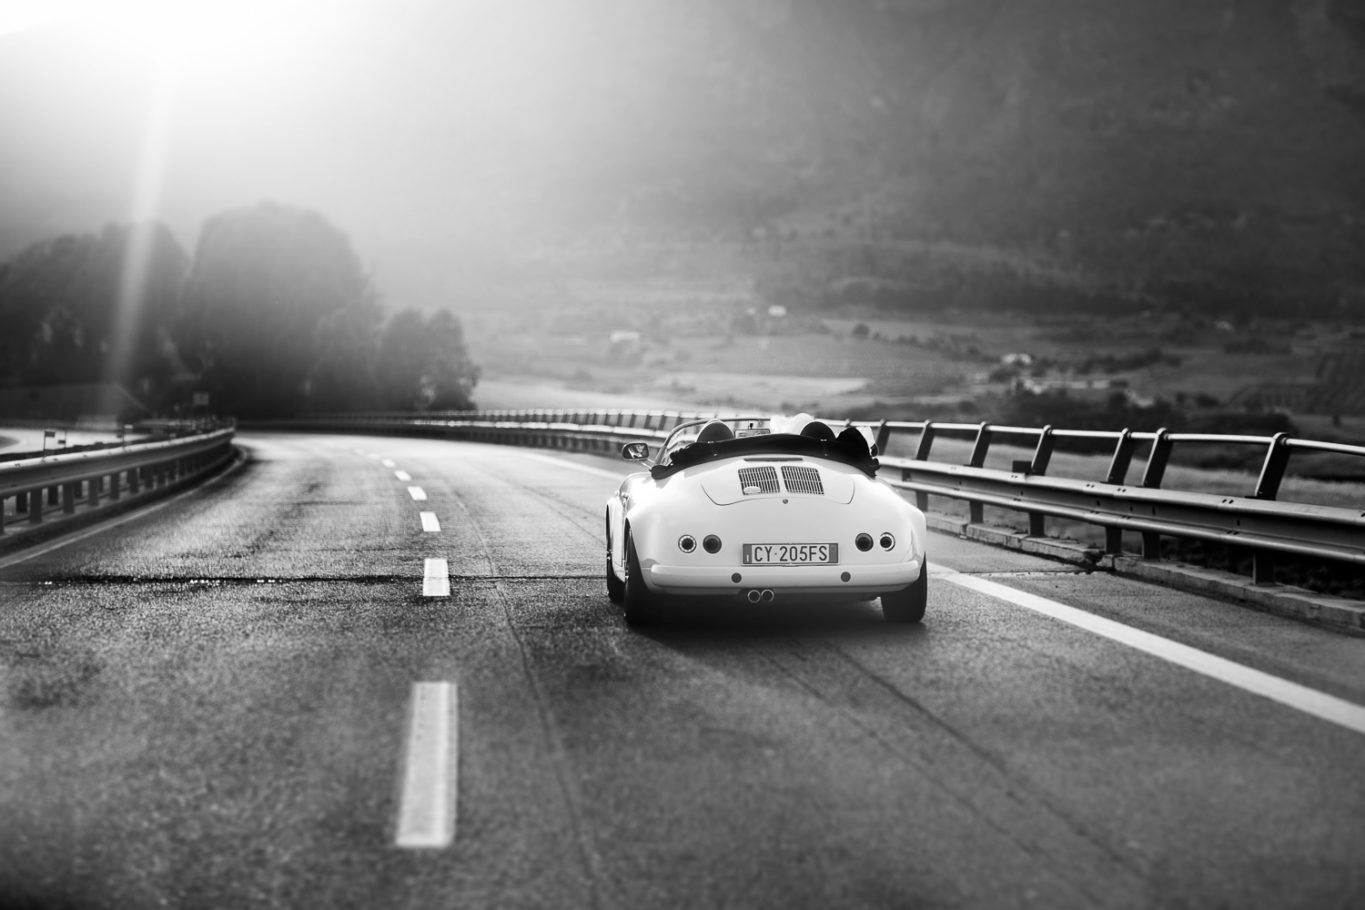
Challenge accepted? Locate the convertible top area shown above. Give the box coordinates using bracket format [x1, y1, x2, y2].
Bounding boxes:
[651, 430, 879, 479]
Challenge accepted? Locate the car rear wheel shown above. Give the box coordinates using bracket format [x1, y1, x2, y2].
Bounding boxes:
[881, 561, 928, 623]
[606, 516, 625, 604]
[606, 555, 625, 603]
[623, 529, 660, 626]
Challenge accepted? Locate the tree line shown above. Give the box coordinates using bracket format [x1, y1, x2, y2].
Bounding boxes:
[0, 202, 478, 418]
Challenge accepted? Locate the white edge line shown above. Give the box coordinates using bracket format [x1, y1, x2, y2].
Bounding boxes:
[423, 557, 449, 597]
[518, 451, 628, 481]
[934, 567, 1365, 736]
[395, 681, 458, 848]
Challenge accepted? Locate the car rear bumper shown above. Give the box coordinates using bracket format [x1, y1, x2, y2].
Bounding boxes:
[643, 559, 923, 596]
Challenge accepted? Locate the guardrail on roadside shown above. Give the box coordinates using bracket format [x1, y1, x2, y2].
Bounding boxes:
[259, 410, 1365, 588]
[0, 427, 237, 536]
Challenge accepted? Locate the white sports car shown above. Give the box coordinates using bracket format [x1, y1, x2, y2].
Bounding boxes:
[605, 415, 929, 625]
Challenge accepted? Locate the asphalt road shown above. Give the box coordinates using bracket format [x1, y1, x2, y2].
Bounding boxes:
[1, 432, 1362, 909]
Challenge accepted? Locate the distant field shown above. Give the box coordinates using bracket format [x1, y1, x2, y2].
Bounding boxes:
[473, 379, 693, 412]
[461, 286, 1365, 455]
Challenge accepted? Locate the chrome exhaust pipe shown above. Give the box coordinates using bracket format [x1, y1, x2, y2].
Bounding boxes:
[760, 589, 775, 604]
[746, 589, 762, 604]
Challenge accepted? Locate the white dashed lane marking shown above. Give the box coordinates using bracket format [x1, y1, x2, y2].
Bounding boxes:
[420, 512, 441, 533]
[395, 470, 412, 482]
[395, 681, 459, 849]
[381, 459, 396, 468]
[423, 558, 449, 596]
[407, 486, 427, 501]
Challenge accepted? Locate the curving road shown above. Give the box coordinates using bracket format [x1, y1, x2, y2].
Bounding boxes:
[1, 433, 1362, 909]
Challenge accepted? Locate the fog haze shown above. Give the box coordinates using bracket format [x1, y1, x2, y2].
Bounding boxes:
[1, 0, 727, 303]
[4, 0, 1365, 315]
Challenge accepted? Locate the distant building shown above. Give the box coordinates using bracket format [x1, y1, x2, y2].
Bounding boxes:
[767, 305, 788, 318]
[608, 330, 643, 360]
[1001, 352, 1034, 367]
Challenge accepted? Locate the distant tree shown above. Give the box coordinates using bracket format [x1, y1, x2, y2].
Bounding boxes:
[177, 203, 380, 417]
[305, 304, 381, 412]
[374, 309, 479, 411]
[0, 223, 188, 398]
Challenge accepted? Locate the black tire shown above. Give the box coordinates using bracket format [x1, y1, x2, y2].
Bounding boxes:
[606, 554, 625, 604]
[623, 529, 660, 626]
[606, 517, 625, 604]
[881, 561, 928, 624]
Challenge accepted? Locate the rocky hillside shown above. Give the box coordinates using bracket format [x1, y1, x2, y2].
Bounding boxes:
[556, 0, 1365, 314]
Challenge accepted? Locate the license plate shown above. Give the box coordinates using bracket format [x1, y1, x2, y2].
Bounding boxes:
[742, 543, 838, 566]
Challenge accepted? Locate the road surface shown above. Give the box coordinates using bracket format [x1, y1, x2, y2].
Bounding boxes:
[1, 433, 1362, 908]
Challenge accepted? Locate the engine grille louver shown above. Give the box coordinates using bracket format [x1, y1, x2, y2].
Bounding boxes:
[781, 465, 824, 495]
[738, 466, 780, 494]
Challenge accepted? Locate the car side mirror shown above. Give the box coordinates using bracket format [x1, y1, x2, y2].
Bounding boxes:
[622, 442, 651, 461]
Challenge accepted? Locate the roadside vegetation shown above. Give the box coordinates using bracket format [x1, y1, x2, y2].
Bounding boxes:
[0, 204, 480, 420]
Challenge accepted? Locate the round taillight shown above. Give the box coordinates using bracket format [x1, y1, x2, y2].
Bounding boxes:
[703, 534, 722, 554]
[855, 533, 874, 552]
[879, 533, 896, 550]
[678, 535, 697, 553]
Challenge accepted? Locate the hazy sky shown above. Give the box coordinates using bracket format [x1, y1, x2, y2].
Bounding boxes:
[0, 0, 716, 304]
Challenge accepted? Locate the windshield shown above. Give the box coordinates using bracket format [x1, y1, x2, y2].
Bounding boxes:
[660, 417, 772, 464]
[652, 415, 879, 478]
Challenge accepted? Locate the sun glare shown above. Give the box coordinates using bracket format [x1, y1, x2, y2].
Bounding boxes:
[4, 0, 354, 77]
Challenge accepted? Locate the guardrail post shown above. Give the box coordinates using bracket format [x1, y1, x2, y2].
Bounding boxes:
[914, 422, 936, 461]
[1253, 432, 1291, 501]
[28, 490, 42, 524]
[128, 467, 140, 494]
[16, 492, 27, 515]
[1141, 531, 1161, 559]
[62, 482, 77, 514]
[1104, 527, 1122, 555]
[874, 420, 890, 458]
[47, 485, 59, 506]
[967, 422, 992, 468]
[109, 471, 121, 501]
[1030, 425, 1054, 476]
[1141, 428, 1171, 489]
[1017, 426, 1054, 537]
[88, 475, 100, 506]
[1106, 429, 1135, 484]
[1252, 551, 1276, 585]
[901, 468, 930, 511]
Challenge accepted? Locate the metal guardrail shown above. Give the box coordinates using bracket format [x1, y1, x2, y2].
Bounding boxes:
[261, 410, 1365, 585]
[870, 420, 1365, 583]
[0, 427, 237, 535]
